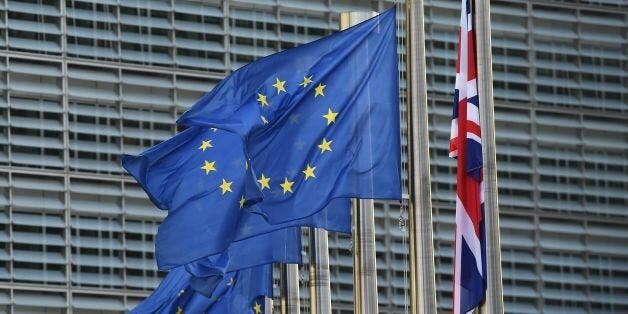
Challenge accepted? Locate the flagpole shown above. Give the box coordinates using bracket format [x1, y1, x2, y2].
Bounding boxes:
[352, 202, 363, 314]
[265, 297, 274, 314]
[406, 0, 438, 313]
[281, 264, 301, 314]
[352, 198, 379, 314]
[309, 227, 331, 314]
[339, 11, 380, 314]
[474, 0, 505, 313]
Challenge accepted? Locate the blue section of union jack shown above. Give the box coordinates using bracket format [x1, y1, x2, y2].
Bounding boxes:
[450, 0, 487, 313]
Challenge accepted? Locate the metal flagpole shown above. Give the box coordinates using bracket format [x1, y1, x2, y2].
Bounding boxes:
[281, 264, 301, 314]
[353, 199, 379, 314]
[265, 297, 274, 314]
[352, 200, 363, 314]
[309, 227, 331, 314]
[339, 11, 380, 314]
[474, 0, 505, 313]
[406, 0, 438, 313]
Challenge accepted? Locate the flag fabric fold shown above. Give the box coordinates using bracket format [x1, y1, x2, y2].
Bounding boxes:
[123, 125, 348, 269]
[130, 267, 191, 314]
[131, 227, 299, 313]
[207, 265, 273, 314]
[122, 127, 256, 267]
[450, 0, 487, 313]
[131, 264, 273, 314]
[194, 226, 302, 274]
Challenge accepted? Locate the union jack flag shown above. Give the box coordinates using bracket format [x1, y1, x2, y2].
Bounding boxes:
[450, 0, 486, 313]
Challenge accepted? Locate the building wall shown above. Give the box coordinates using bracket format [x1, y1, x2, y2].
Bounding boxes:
[0, 0, 625, 313]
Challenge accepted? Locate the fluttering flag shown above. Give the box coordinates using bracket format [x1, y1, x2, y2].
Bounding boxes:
[123, 126, 348, 269]
[207, 266, 272, 314]
[450, 0, 487, 313]
[191, 226, 301, 275]
[131, 264, 273, 314]
[130, 267, 192, 313]
[122, 127, 255, 267]
[177, 7, 401, 224]
[131, 228, 299, 313]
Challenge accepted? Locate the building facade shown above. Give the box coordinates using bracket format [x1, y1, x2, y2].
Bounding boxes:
[0, 0, 626, 313]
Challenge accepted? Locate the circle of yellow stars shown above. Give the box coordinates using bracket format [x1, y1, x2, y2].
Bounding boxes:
[250, 74, 339, 197]
[197, 75, 340, 207]
[198, 75, 339, 208]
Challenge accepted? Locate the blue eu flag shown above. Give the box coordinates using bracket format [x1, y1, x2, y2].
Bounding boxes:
[233, 198, 351, 241]
[123, 125, 347, 269]
[191, 226, 301, 275]
[131, 264, 273, 314]
[177, 8, 401, 224]
[130, 266, 190, 313]
[122, 127, 262, 268]
[131, 227, 297, 313]
[207, 266, 272, 314]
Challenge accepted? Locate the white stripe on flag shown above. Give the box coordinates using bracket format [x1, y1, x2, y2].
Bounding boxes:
[467, 13, 472, 31]
[467, 78, 478, 98]
[467, 132, 482, 145]
[455, 196, 483, 275]
[455, 76, 466, 99]
[451, 118, 459, 139]
[467, 103, 480, 125]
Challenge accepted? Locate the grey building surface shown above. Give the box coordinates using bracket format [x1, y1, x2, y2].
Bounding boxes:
[0, 0, 626, 313]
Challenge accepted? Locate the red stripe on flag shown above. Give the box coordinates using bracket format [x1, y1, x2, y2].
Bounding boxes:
[466, 121, 481, 138]
[456, 93, 482, 238]
[466, 30, 477, 81]
[450, 138, 459, 154]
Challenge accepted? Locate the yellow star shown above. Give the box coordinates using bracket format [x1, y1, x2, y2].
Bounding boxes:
[198, 140, 213, 151]
[257, 173, 271, 190]
[200, 160, 216, 175]
[239, 195, 246, 208]
[302, 164, 316, 180]
[219, 179, 233, 194]
[257, 93, 269, 107]
[299, 75, 313, 88]
[314, 83, 326, 97]
[280, 177, 294, 194]
[322, 108, 338, 125]
[253, 302, 262, 314]
[176, 307, 184, 314]
[272, 77, 286, 94]
[261, 115, 269, 125]
[317, 138, 332, 154]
